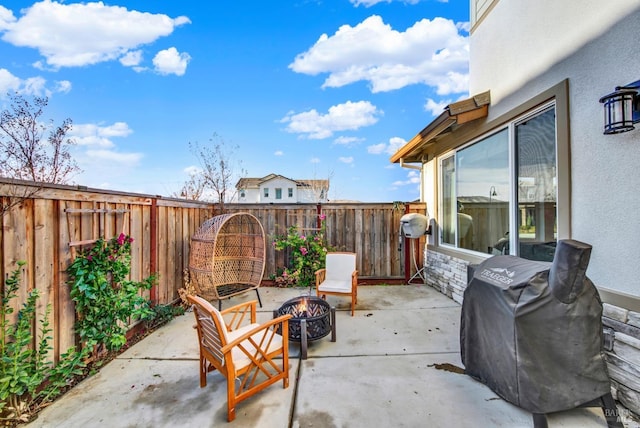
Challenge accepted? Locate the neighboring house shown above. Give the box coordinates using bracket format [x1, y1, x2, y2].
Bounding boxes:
[392, 0, 640, 420]
[236, 174, 329, 203]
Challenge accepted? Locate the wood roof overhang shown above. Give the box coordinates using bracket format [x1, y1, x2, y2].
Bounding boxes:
[390, 91, 491, 165]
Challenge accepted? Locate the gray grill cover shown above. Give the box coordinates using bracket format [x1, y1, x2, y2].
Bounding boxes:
[460, 239, 611, 414]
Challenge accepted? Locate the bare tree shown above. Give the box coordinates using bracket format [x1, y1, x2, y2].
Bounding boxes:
[298, 168, 333, 203]
[172, 172, 206, 200]
[0, 93, 81, 216]
[0, 92, 80, 184]
[184, 134, 246, 211]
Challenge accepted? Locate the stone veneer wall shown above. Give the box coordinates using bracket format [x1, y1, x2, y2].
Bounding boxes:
[424, 248, 640, 424]
[602, 304, 640, 419]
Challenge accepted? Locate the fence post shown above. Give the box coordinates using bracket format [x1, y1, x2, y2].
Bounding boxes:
[150, 197, 158, 305]
[404, 203, 411, 284]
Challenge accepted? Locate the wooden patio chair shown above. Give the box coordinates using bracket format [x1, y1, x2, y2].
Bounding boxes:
[315, 252, 359, 316]
[187, 295, 292, 422]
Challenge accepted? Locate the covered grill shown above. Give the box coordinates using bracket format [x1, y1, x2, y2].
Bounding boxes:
[460, 239, 622, 427]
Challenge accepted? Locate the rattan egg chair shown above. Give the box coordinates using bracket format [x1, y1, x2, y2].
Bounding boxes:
[189, 212, 265, 310]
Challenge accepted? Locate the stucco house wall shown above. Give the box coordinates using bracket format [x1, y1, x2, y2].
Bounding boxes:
[416, 0, 640, 421]
[237, 174, 329, 203]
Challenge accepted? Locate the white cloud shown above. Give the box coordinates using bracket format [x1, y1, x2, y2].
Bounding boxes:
[21, 76, 47, 95]
[55, 80, 72, 93]
[120, 50, 143, 67]
[424, 97, 450, 116]
[0, 68, 73, 97]
[393, 170, 421, 186]
[0, 68, 21, 94]
[274, 150, 284, 156]
[281, 100, 382, 139]
[85, 149, 143, 166]
[152, 47, 190, 76]
[0, 6, 16, 31]
[310, 157, 320, 163]
[338, 156, 354, 164]
[70, 122, 133, 148]
[368, 136, 406, 155]
[0, 1, 190, 70]
[289, 15, 468, 94]
[334, 136, 364, 145]
[350, 0, 422, 6]
[367, 143, 386, 154]
[184, 165, 201, 175]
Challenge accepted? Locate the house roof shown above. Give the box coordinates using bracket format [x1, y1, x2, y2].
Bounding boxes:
[236, 174, 329, 190]
[389, 91, 491, 164]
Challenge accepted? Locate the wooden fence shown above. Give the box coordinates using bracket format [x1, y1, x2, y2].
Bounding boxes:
[0, 178, 425, 360]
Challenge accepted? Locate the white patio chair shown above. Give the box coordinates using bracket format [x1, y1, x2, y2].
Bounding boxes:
[315, 252, 358, 316]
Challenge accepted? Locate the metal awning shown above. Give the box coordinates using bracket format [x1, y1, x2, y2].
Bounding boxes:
[390, 90, 491, 164]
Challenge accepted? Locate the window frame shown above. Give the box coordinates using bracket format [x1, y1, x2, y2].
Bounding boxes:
[434, 80, 570, 258]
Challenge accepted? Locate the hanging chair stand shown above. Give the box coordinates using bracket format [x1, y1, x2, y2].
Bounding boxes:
[189, 212, 266, 310]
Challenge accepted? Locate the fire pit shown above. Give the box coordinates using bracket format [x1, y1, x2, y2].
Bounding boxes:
[274, 295, 336, 359]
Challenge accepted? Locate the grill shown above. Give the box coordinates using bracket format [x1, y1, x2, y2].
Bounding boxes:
[460, 239, 623, 428]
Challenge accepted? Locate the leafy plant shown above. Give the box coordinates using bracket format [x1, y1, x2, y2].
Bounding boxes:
[272, 214, 334, 288]
[144, 303, 185, 331]
[0, 262, 87, 424]
[66, 233, 156, 357]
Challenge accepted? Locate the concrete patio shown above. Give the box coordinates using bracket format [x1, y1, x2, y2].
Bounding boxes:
[25, 285, 626, 428]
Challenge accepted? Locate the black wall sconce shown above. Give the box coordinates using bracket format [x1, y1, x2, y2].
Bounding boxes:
[599, 80, 640, 134]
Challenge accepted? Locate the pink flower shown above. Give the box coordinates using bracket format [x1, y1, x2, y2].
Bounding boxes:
[117, 233, 126, 245]
[319, 213, 326, 220]
[300, 247, 308, 255]
[87, 255, 93, 262]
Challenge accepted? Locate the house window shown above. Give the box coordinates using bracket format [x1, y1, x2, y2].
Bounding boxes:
[439, 103, 557, 261]
[275, 188, 282, 199]
[263, 188, 269, 198]
[288, 188, 293, 198]
[240, 189, 245, 199]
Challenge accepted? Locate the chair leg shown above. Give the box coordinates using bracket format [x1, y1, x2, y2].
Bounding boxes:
[255, 288, 263, 308]
[199, 356, 207, 388]
[227, 378, 236, 422]
[283, 347, 289, 388]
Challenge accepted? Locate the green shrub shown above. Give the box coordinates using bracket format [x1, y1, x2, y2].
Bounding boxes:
[66, 233, 156, 356]
[272, 215, 334, 288]
[0, 262, 87, 424]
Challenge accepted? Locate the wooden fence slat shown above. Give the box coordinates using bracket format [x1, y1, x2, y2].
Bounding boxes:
[1, 178, 426, 365]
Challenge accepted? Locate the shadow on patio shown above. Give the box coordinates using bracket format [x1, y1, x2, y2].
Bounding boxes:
[25, 285, 617, 428]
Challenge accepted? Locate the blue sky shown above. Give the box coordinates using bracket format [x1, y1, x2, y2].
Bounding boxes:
[0, 0, 470, 202]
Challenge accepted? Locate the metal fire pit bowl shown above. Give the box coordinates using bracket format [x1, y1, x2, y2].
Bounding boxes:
[274, 295, 336, 359]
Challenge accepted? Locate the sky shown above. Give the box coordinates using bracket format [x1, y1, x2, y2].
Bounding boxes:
[0, 0, 470, 202]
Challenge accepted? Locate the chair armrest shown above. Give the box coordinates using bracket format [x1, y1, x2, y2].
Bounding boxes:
[315, 268, 326, 286]
[352, 270, 358, 289]
[221, 300, 257, 331]
[221, 314, 293, 354]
